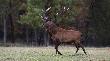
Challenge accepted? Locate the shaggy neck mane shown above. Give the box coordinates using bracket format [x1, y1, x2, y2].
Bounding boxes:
[49, 25, 66, 36]
[48, 24, 58, 35]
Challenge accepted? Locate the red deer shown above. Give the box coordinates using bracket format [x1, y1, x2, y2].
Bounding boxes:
[43, 20, 87, 55]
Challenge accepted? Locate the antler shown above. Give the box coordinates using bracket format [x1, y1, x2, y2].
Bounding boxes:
[56, 6, 70, 16]
[41, 7, 52, 22]
[46, 7, 51, 12]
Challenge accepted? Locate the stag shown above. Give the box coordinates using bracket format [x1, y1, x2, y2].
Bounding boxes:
[41, 7, 87, 55]
[43, 20, 87, 55]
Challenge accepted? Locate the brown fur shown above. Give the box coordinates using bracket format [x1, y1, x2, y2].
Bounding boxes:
[44, 21, 87, 55]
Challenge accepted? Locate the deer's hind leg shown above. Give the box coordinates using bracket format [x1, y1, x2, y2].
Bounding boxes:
[78, 43, 87, 55]
[73, 42, 79, 54]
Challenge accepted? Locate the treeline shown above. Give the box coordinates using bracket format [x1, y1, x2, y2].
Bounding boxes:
[0, 0, 110, 47]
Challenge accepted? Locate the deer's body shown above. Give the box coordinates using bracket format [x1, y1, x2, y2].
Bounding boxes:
[52, 28, 81, 43]
[44, 21, 87, 55]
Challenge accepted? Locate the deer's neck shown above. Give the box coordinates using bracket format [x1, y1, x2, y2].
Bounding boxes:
[49, 26, 58, 36]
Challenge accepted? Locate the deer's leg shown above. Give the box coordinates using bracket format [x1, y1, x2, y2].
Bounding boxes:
[57, 44, 62, 55]
[55, 42, 62, 55]
[55, 44, 58, 54]
[74, 42, 79, 54]
[79, 43, 87, 55]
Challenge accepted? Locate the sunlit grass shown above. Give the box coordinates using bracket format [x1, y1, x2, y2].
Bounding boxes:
[0, 46, 110, 61]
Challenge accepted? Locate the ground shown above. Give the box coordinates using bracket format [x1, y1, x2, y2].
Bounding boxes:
[0, 46, 110, 61]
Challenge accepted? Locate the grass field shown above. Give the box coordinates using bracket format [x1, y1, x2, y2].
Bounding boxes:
[0, 46, 110, 61]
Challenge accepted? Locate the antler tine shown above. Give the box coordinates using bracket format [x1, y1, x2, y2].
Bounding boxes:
[46, 7, 51, 12]
[67, 7, 69, 10]
[64, 6, 66, 10]
[56, 13, 59, 15]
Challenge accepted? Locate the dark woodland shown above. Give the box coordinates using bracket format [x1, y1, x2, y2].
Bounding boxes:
[0, 0, 110, 47]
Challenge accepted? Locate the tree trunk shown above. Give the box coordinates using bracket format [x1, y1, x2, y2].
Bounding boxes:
[8, 14, 15, 44]
[3, 14, 7, 44]
[9, 0, 15, 44]
[34, 28, 37, 46]
[26, 26, 29, 44]
[44, 31, 49, 46]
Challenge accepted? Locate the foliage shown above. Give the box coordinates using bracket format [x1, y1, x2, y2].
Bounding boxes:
[91, 0, 110, 46]
[18, 0, 43, 28]
[0, 0, 110, 46]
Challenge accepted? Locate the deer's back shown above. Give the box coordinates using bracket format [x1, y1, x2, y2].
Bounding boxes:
[53, 30, 82, 43]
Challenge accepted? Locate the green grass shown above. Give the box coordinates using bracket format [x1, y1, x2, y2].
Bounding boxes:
[0, 46, 110, 61]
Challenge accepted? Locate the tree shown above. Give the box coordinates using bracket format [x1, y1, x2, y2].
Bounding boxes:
[91, 0, 110, 46]
[18, 0, 43, 45]
[0, 0, 11, 44]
